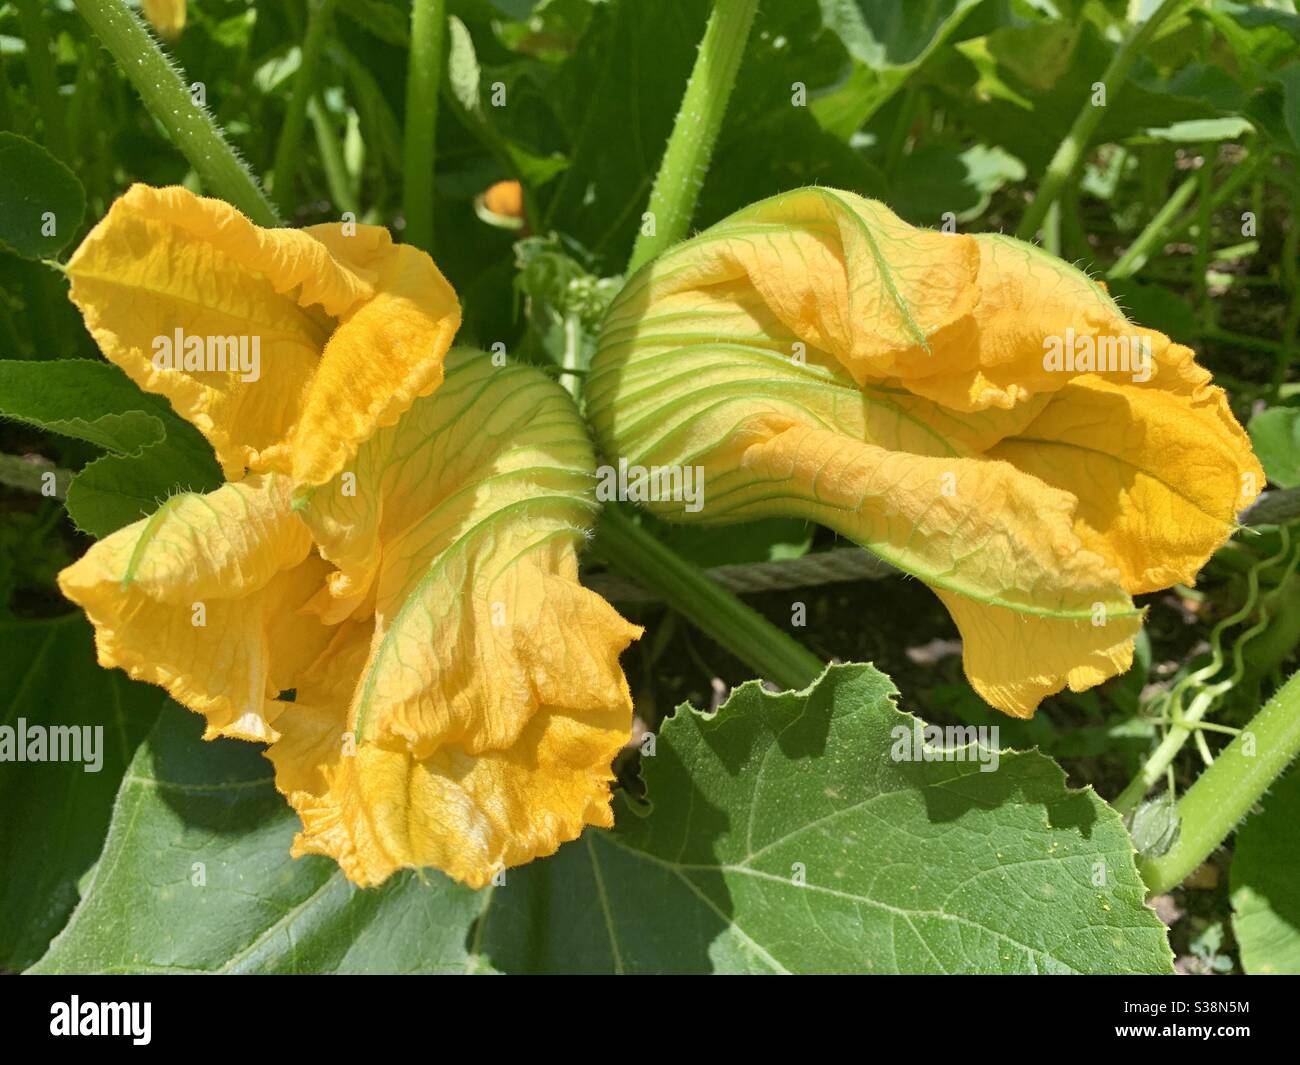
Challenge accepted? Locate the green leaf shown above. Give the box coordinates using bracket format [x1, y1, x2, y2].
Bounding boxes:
[0, 132, 85, 260]
[0, 359, 167, 453]
[700, 0, 888, 227]
[540, 0, 708, 269]
[446, 15, 483, 119]
[28, 702, 492, 975]
[818, 0, 979, 67]
[701, 108, 887, 229]
[948, 20, 1219, 171]
[1108, 278, 1201, 340]
[812, 0, 984, 136]
[1142, 116, 1255, 142]
[0, 615, 162, 971]
[1249, 406, 1300, 489]
[480, 663, 1174, 974]
[1231, 767, 1300, 975]
[888, 141, 1026, 226]
[1275, 62, 1300, 155]
[537, 0, 882, 271]
[1243, 486, 1300, 527]
[0, 501, 72, 617]
[65, 446, 219, 539]
[0, 360, 222, 537]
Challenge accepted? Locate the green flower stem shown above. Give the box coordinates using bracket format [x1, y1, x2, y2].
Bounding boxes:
[1139, 670, 1300, 894]
[1060, 183, 1091, 263]
[15, 0, 69, 160]
[402, 0, 447, 254]
[626, 0, 759, 274]
[271, 0, 338, 215]
[882, 87, 918, 180]
[309, 96, 358, 216]
[1172, 149, 1262, 237]
[594, 505, 825, 693]
[1107, 173, 1197, 280]
[1195, 143, 1215, 329]
[1015, 0, 1188, 241]
[1041, 201, 1062, 257]
[73, 0, 279, 227]
[1205, 325, 1286, 357]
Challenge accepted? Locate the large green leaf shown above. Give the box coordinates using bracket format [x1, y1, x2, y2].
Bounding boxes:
[29, 702, 491, 975]
[539, 0, 708, 268]
[1249, 406, 1300, 489]
[539, 0, 884, 271]
[0, 132, 85, 260]
[887, 141, 1026, 226]
[0, 615, 161, 971]
[944, 19, 1219, 171]
[0, 359, 222, 537]
[1231, 767, 1300, 975]
[480, 663, 1174, 974]
[26, 663, 1174, 974]
[0, 358, 170, 454]
[812, 0, 985, 137]
[1280, 62, 1300, 152]
[704, 0, 886, 209]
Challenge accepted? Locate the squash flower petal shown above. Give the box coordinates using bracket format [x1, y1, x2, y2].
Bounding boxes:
[57, 473, 333, 742]
[64, 184, 461, 487]
[587, 187, 1262, 718]
[269, 350, 642, 886]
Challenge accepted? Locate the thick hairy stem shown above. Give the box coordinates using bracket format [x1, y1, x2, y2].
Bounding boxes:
[626, 0, 759, 274]
[73, 0, 278, 226]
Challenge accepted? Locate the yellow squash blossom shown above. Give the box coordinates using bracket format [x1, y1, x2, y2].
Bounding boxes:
[587, 187, 1263, 718]
[142, 0, 186, 41]
[58, 185, 641, 888]
[66, 185, 460, 488]
[274, 352, 640, 886]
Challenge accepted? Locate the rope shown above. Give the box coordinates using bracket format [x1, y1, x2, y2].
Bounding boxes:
[584, 546, 898, 603]
[583, 492, 1300, 604]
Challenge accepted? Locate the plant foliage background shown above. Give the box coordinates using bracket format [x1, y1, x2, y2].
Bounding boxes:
[1, 0, 1299, 975]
